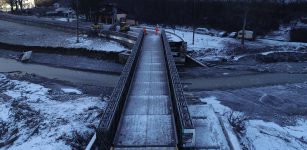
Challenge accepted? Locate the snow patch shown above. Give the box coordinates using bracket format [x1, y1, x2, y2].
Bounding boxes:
[244, 120, 307, 150]
[4, 80, 49, 102]
[66, 37, 127, 52]
[9, 136, 70, 150]
[0, 104, 10, 122]
[261, 51, 275, 55]
[61, 88, 82, 94]
[0, 73, 105, 149]
[201, 95, 307, 150]
[200, 96, 231, 113]
[54, 18, 76, 22]
[166, 29, 226, 50]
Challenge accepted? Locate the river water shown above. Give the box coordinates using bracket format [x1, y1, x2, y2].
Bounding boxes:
[0, 58, 119, 87]
[1, 57, 307, 91]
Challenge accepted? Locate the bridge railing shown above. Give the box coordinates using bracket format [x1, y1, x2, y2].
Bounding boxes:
[161, 30, 196, 148]
[86, 30, 144, 150]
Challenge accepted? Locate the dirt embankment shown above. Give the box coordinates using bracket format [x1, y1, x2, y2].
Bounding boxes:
[0, 42, 120, 60]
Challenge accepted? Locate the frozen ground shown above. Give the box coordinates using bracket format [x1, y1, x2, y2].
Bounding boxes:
[0, 73, 107, 149]
[188, 103, 240, 149]
[0, 20, 127, 52]
[196, 82, 307, 126]
[263, 24, 291, 41]
[200, 96, 307, 150]
[0, 49, 124, 74]
[175, 26, 307, 149]
[166, 28, 307, 62]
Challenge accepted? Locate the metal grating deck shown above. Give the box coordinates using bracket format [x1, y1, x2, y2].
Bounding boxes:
[114, 34, 177, 148]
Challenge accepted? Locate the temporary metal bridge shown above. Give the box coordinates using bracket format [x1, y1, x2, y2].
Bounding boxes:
[86, 30, 195, 150]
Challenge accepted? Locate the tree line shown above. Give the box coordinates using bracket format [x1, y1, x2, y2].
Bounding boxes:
[0, 0, 25, 12]
[70, 0, 103, 21]
[1, 0, 306, 34]
[0, 0, 65, 12]
[116, 0, 307, 34]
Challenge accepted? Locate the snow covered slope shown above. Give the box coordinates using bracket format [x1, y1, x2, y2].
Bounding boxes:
[0, 74, 106, 149]
[201, 96, 307, 150]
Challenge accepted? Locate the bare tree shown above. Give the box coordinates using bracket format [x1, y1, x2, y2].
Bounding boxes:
[3, 0, 26, 13]
[0, 0, 6, 6]
[4, 0, 14, 12]
[241, 0, 250, 46]
[17, 0, 23, 11]
[14, 0, 18, 11]
[225, 111, 249, 135]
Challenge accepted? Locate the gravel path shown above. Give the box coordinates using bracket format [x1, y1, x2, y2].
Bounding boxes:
[0, 20, 127, 52]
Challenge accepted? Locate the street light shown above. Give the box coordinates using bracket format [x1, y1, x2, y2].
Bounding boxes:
[192, 0, 196, 45]
[76, 0, 80, 43]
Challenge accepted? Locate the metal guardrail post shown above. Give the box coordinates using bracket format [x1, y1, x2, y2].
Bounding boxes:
[161, 30, 195, 149]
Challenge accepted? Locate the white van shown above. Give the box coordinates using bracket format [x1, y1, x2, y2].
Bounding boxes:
[237, 30, 254, 40]
[195, 28, 209, 34]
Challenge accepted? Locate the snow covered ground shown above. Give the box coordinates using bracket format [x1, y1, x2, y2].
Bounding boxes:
[0, 20, 127, 52]
[54, 18, 77, 23]
[166, 29, 226, 50]
[166, 29, 231, 61]
[0, 73, 106, 149]
[61, 87, 82, 95]
[65, 36, 127, 52]
[263, 25, 291, 41]
[201, 96, 307, 150]
[166, 28, 307, 62]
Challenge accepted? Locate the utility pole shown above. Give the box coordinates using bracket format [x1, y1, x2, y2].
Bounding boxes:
[241, 1, 249, 46]
[76, 0, 80, 43]
[90, 7, 92, 21]
[192, 0, 196, 45]
[241, 7, 247, 45]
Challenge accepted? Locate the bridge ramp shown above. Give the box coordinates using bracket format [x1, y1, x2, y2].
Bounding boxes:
[114, 34, 177, 148]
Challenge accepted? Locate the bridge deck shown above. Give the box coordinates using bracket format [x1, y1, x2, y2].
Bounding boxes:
[114, 34, 177, 148]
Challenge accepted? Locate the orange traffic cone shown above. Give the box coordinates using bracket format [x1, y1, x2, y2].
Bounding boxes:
[143, 27, 147, 35]
[155, 26, 159, 35]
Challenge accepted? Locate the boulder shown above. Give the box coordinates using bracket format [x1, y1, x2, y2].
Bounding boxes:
[21, 51, 32, 62]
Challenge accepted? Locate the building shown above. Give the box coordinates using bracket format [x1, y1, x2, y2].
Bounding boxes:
[117, 12, 127, 22]
[126, 16, 138, 26]
[94, 2, 117, 24]
[93, 2, 138, 25]
[0, 0, 35, 12]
